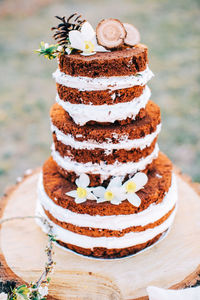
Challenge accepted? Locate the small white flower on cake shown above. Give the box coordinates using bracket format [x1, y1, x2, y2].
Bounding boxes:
[66, 174, 96, 203]
[69, 21, 108, 56]
[122, 172, 148, 207]
[93, 177, 126, 205]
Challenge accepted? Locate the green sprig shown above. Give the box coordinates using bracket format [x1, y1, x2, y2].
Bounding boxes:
[35, 41, 61, 60]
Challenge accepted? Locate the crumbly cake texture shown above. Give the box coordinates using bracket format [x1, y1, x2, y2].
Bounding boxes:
[50, 101, 161, 143]
[44, 206, 174, 238]
[36, 20, 178, 258]
[56, 83, 145, 105]
[58, 44, 148, 77]
[42, 152, 172, 216]
[52, 102, 147, 126]
[56, 232, 164, 259]
[53, 133, 157, 164]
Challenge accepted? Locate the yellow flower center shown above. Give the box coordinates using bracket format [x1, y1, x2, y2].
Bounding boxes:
[126, 181, 137, 193]
[105, 190, 114, 201]
[77, 187, 87, 199]
[84, 41, 94, 53]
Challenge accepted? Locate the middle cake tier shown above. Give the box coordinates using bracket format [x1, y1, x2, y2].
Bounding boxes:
[53, 72, 153, 126]
[50, 100, 161, 186]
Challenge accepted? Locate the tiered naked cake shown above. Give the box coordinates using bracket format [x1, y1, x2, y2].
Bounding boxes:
[36, 15, 178, 258]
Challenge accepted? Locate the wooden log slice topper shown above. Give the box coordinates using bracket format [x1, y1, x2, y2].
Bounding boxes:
[0, 168, 200, 300]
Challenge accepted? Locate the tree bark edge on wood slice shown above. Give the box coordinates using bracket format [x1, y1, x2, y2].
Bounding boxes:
[0, 167, 199, 300]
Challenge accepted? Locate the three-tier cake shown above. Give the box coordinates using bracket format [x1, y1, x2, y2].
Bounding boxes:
[36, 15, 178, 258]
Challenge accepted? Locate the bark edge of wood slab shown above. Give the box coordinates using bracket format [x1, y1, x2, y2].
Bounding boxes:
[0, 167, 200, 300]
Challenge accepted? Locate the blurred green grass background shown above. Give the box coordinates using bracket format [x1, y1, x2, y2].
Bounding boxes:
[0, 0, 200, 194]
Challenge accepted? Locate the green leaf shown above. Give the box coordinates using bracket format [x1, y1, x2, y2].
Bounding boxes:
[34, 42, 59, 60]
[17, 284, 27, 290]
[48, 234, 56, 242]
[16, 293, 29, 300]
[17, 285, 29, 295]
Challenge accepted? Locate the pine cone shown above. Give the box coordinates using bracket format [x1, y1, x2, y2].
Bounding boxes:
[51, 13, 86, 47]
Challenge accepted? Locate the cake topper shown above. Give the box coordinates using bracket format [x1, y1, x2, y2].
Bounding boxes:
[123, 23, 141, 46]
[96, 18, 140, 49]
[51, 13, 86, 46]
[35, 13, 140, 59]
[68, 21, 108, 56]
[96, 18, 126, 49]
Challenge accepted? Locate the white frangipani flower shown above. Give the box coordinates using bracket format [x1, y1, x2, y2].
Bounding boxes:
[122, 172, 148, 207]
[69, 21, 108, 56]
[66, 174, 96, 204]
[93, 177, 126, 205]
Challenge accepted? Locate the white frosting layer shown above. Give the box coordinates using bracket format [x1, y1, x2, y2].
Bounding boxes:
[37, 173, 177, 230]
[51, 123, 161, 151]
[56, 86, 151, 125]
[53, 66, 154, 91]
[36, 203, 177, 249]
[51, 144, 159, 179]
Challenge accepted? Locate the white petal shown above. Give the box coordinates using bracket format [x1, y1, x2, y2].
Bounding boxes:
[127, 193, 141, 207]
[110, 197, 122, 205]
[117, 192, 127, 202]
[57, 45, 63, 52]
[81, 51, 96, 56]
[66, 190, 77, 198]
[91, 37, 108, 52]
[108, 176, 123, 189]
[111, 187, 126, 202]
[97, 197, 107, 203]
[121, 183, 127, 193]
[81, 21, 95, 41]
[75, 177, 80, 187]
[65, 47, 72, 54]
[75, 197, 86, 204]
[94, 44, 109, 52]
[69, 30, 85, 51]
[38, 286, 48, 297]
[87, 191, 97, 200]
[0, 293, 8, 300]
[93, 186, 106, 198]
[44, 43, 49, 49]
[79, 173, 90, 188]
[133, 172, 148, 191]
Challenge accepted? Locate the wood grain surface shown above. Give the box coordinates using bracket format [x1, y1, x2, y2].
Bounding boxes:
[0, 169, 200, 300]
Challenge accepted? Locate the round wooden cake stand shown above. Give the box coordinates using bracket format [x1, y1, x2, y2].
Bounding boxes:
[0, 169, 200, 300]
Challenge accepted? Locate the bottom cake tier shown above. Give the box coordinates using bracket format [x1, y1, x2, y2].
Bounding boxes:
[36, 152, 178, 259]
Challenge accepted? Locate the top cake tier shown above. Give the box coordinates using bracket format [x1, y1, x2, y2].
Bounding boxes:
[53, 44, 153, 126]
[58, 44, 148, 77]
